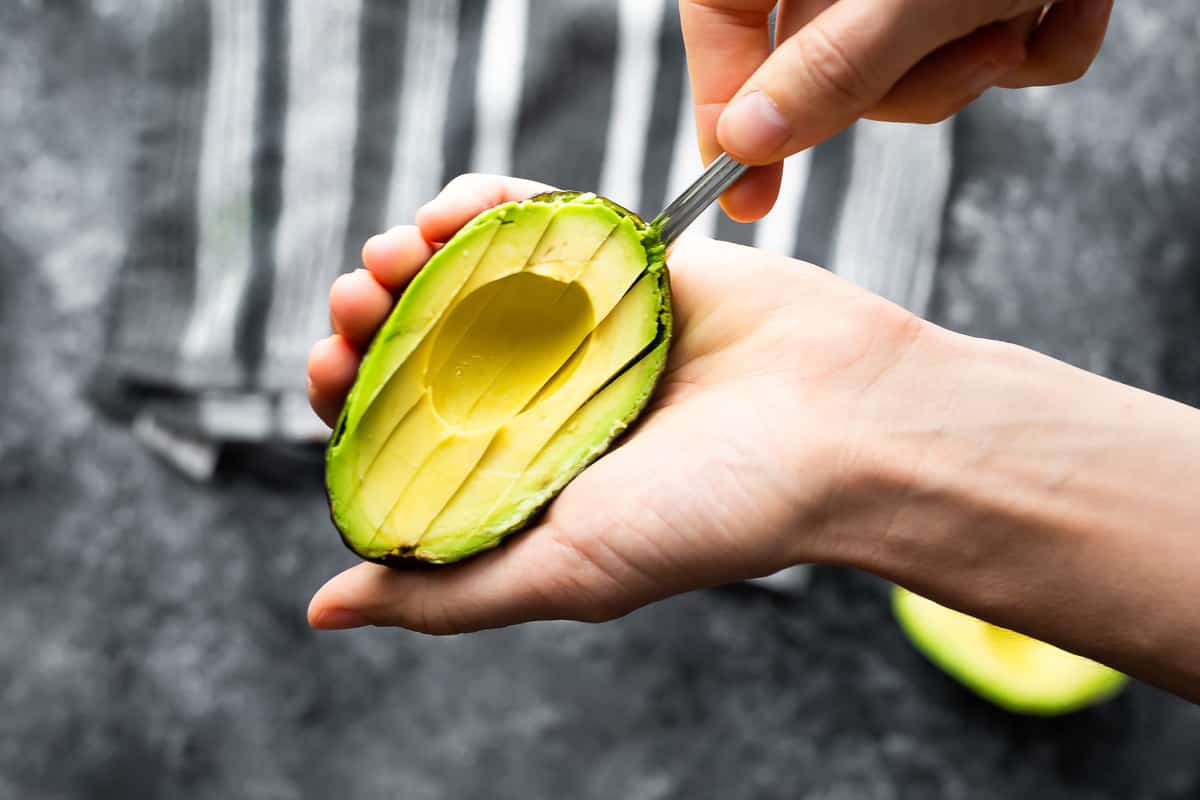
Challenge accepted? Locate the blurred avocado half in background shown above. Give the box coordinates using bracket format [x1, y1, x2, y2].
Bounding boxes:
[326, 192, 671, 565]
[893, 586, 1128, 716]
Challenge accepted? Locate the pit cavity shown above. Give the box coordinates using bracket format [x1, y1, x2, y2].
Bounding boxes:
[427, 271, 594, 430]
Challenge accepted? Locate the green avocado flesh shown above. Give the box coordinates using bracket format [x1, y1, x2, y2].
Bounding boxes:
[893, 586, 1127, 716]
[326, 193, 671, 564]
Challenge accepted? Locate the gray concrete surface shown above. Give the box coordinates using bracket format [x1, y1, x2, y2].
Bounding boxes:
[2, 2, 1199, 798]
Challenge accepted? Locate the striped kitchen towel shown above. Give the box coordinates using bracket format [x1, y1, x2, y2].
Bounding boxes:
[101, 0, 953, 479]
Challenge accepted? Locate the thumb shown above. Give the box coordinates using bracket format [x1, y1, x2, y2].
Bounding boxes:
[716, 0, 1048, 163]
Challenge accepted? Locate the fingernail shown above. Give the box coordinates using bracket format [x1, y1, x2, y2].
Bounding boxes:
[719, 91, 791, 162]
[314, 608, 369, 630]
[967, 61, 1009, 97]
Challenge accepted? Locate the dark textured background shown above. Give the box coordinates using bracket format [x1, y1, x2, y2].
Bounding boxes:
[2, 2, 1199, 798]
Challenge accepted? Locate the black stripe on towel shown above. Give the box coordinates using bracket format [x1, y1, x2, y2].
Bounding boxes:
[342, 0, 408, 272]
[514, 0, 618, 192]
[715, 208, 757, 246]
[639, 3, 687, 216]
[236, 0, 288, 388]
[792, 125, 855, 267]
[441, 0, 486, 186]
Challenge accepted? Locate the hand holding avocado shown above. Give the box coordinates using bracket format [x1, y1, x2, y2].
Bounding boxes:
[307, 172, 927, 633]
[307, 174, 1200, 707]
[679, 0, 1115, 221]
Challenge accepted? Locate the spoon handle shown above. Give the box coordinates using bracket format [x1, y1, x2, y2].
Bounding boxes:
[651, 153, 750, 247]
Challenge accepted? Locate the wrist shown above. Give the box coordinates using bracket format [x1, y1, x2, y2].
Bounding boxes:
[820, 324, 1092, 585]
[797, 318, 978, 571]
[823, 329, 1052, 576]
[814, 323, 1200, 695]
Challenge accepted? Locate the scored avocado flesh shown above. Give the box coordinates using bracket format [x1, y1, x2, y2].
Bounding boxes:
[326, 194, 670, 564]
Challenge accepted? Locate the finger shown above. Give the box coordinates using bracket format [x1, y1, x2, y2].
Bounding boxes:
[867, 22, 1028, 124]
[307, 416, 707, 634]
[361, 225, 434, 293]
[718, 164, 783, 222]
[717, 0, 834, 221]
[416, 173, 555, 244]
[679, 1, 776, 162]
[307, 526, 587, 633]
[329, 269, 394, 351]
[306, 238, 839, 632]
[773, 0, 835, 45]
[997, 0, 1113, 88]
[1004, 7, 1045, 42]
[717, 0, 1049, 164]
[307, 412, 710, 633]
[679, 2, 783, 219]
[802, 1, 1038, 108]
[306, 335, 360, 428]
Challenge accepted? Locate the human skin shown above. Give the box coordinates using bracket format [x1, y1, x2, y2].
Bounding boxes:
[306, 174, 1199, 704]
[678, 0, 1115, 221]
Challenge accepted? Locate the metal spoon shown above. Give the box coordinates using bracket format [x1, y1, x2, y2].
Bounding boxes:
[651, 152, 749, 247]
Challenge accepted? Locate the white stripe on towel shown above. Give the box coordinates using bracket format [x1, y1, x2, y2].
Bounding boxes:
[471, 0, 529, 176]
[263, 0, 363, 383]
[386, 0, 461, 226]
[831, 119, 954, 316]
[179, 0, 260, 379]
[754, 150, 812, 258]
[597, 0, 666, 214]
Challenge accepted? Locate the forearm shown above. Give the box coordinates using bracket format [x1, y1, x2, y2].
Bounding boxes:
[824, 324, 1200, 701]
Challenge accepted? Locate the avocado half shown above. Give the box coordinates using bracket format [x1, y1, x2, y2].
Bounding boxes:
[326, 192, 671, 565]
[892, 586, 1128, 716]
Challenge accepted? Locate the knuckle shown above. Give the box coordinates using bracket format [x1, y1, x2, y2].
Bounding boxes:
[411, 595, 465, 636]
[542, 524, 631, 624]
[792, 22, 878, 109]
[921, 0, 1034, 40]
